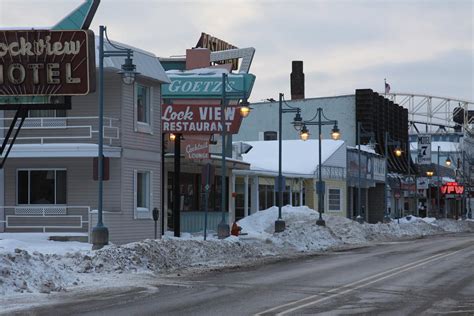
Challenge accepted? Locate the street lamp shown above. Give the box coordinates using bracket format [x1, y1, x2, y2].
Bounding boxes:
[299, 108, 340, 226]
[92, 25, 139, 250]
[274, 93, 303, 233]
[384, 132, 401, 222]
[436, 145, 453, 218]
[217, 73, 251, 239]
[426, 170, 434, 216]
[356, 122, 375, 224]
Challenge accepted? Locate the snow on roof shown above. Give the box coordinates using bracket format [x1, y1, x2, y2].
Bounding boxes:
[166, 67, 229, 75]
[347, 145, 377, 154]
[410, 141, 459, 152]
[95, 37, 170, 84]
[241, 139, 344, 175]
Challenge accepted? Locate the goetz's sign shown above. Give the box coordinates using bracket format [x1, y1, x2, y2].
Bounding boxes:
[440, 182, 464, 195]
[162, 104, 243, 134]
[162, 74, 255, 99]
[0, 30, 95, 96]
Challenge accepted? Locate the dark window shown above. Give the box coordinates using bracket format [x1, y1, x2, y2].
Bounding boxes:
[17, 170, 67, 205]
[264, 131, 278, 141]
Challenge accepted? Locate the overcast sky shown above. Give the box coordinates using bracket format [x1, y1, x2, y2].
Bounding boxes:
[1, 0, 473, 102]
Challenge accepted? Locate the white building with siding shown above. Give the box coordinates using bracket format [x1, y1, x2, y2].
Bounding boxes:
[0, 39, 170, 245]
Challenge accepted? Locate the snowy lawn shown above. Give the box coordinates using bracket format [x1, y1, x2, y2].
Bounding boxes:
[0, 206, 473, 299]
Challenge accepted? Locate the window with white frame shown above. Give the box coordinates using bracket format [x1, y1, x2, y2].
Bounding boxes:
[17, 169, 67, 205]
[135, 170, 151, 218]
[135, 83, 151, 126]
[328, 188, 341, 211]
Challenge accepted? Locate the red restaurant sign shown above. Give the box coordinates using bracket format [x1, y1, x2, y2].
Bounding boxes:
[162, 104, 243, 134]
[0, 30, 96, 96]
[440, 182, 464, 195]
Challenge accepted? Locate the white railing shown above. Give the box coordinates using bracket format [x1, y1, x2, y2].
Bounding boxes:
[0, 116, 120, 145]
[1, 205, 90, 233]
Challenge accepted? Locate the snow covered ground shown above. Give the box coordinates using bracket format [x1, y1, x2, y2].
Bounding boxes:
[0, 206, 473, 302]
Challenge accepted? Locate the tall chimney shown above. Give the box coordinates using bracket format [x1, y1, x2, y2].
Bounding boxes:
[291, 61, 304, 100]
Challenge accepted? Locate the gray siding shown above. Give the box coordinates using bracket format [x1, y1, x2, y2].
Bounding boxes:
[92, 157, 161, 245]
[121, 77, 162, 153]
[3, 158, 121, 232]
[234, 95, 357, 146]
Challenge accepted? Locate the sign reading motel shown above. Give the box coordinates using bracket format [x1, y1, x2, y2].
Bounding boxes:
[162, 104, 243, 134]
[0, 30, 96, 96]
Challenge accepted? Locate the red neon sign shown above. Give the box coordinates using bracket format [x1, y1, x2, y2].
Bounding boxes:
[440, 182, 464, 195]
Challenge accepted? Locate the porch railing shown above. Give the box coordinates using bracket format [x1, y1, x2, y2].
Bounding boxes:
[0, 116, 120, 146]
[0, 205, 90, 233]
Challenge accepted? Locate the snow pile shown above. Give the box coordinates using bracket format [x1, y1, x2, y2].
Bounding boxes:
[1, 206, 473, 297]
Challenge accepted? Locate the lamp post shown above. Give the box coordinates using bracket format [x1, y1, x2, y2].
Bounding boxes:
[384, 132, 402, 222]
[217, 73, 251, 239]
[436, 145, 452, 218]
[356, 122, 374, 223]
[275, 93, 302, 233]
[92, 25, 139, 250]
[426, 170, 434, 216]
[299, 108, 340, 226]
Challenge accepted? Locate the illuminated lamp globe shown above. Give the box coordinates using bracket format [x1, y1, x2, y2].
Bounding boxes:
[445, 158, 452, 166]
[394, 147, 403, 157]
[300, 124, 310, 141]
[169, 133, 176, 141]
[331, 124, 341, 140]
[239, 99, 252, 118]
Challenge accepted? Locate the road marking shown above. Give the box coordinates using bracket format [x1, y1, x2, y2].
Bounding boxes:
[255, 248, 466, 316]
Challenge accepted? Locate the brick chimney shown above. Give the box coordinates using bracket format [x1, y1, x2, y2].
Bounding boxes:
[186, 48, 211, 70]
[290, 61, 305, 100]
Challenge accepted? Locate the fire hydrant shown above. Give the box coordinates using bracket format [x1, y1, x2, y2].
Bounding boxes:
[231, 222, 242, 236]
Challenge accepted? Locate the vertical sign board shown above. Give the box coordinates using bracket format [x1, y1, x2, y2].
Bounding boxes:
[418, 135, 432, 165]
[0, 30, 96, 97]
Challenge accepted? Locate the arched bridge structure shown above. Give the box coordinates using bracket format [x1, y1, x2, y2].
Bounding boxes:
[384, 93, 474, 136]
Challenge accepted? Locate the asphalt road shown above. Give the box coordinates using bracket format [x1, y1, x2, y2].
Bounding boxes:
[8, 233, 474, 316]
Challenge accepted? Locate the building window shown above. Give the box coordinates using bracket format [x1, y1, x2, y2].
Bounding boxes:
[135, 170, 151, 218]
[328, 188, 341, 211]
[17, 169, 67, 205]
[263, 131, 278, 141]
[135, 83, 152, 133]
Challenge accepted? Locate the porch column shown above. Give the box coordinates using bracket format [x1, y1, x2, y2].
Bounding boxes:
[163, 167, 168, 232]
[299, 179, 303, 206]
[289, 179, 293, 205]
[229, 173, 236, 225]
[0, 168, 4, 233]
[244, 175, 249, 217]
[250, 176, 259, 214]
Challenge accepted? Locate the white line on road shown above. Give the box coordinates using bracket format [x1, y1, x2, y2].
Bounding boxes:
[255, 248, 468, 316]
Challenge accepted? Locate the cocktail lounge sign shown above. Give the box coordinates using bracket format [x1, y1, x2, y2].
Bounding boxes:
[162, 104, 243, 134]
[0, 30, 95, 96]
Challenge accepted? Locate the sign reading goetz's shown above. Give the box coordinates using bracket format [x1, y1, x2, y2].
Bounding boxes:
[0, 30, 95, 96]
[162, 104, 243, 134]
[162, 74, 256, 99]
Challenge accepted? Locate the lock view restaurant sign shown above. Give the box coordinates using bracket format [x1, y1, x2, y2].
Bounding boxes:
[162, 104, 243, 134]
[0, 30, 95, 96]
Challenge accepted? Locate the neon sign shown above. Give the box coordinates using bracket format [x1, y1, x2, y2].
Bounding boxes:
[440, 182, 464, 195]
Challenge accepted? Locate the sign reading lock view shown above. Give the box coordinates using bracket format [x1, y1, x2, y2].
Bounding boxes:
[0, 30, 96, 96]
